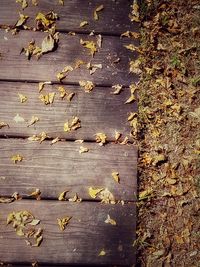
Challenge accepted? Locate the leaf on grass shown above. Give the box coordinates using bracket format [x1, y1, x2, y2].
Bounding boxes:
[98, 250, 106, 256]
[39, 92, 56, 105]
[27, 116, 39, 127]
[14, 114, 25, 123]
[56, 72, 66, 82]
[69, 193, 82, 202]
[15, 13, 29, 27]
[11, 154, 23, 164]
[112, 172, 120, 183]
[128, 112, 137, 121]
[51, 137, 60, 145]
[80, 39, 97, 57]
[0, 122, 9, 129]
[111, 84, 123, 95]
[86, 62, 102, 75]
[64, 116, 81, 132]
[79, 80, 95, 92]
[16, 0, 28, 9]
[129, 0, 140, 22]
[129, 59, 142, 74]
[139, 189, 153, 201]
[18, 93, 28, 103]
[95, 133, 107, 146]
[120, 31, 140, 39]
[38, 81, 51, 92]
[29, 188, 41, 200]
[79, 21, 88, 27]
[94, 5, 104, 20]
[104, 214, 117, 226]
[58, 190, 68, 201]
[28, 132, 49, 143]
[57, 217, 72, 231]
[79, 146, 89, 154]
[88, 187, 104, 199]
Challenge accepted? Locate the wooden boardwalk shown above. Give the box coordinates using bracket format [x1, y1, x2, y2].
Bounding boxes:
[0, 0, 138, 266]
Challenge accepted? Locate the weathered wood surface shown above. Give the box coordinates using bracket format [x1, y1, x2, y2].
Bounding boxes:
[0, 30, 138, 86]
[0, 139, 137, 201]
[0, 81, 136, 141]
[0, 200, 136, 266]
[0, 0, 135, 35]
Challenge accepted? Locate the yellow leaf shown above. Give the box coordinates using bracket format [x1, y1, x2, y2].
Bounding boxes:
[88, 187, 104, 199]
[74, 59, 85, 69]
[127, 112, 137, 121]
[99, 188, 116, 204]
[35, 11, 58, 30]
[104, 214, 117, 226]
[38, 81, 51, 92]
[58, 0, 64, 5]
[39, 92, 55, 105]
[56, 72, 66, 81]
[129, 0, 140, 22]
[115, 131, 121, 141]
[41, 34, 55, 54]
[98, 249, 106, 256]
[86, 62, 102, 75]
[68, 193, 82, 202]
[129, 59, 142, 74]
[28, 132, 48, 143]
[11, 154, 23, 164]
[95, 133, 107, 146]
[120, 31, 140, 39]
[29, 188, 41, 200]
[57, 86, 67, 98]
[111, 84, 123, 95]
[15, 13, 29, 27]
[80, 39, 97, 57]
[79, 80, 95, 92]
[139, 189, 153, 201]
[64, 116, 81, 132]
[32, 0, 38, 6]
[79, 146, 89, 154]
[57, 217, 72, 231]
[125, 94, 135, 104]
[18, 93, 27, 103]
[27, 116, 39, 127]
[0, 122, 9, 129]
[66, 92, 75, 102]
[58, 190, 68, 201]
[124, 44, 137, 51]
[16, 0, 28, 9]
[112, 172, 120, 183]
[94, 5, 104, 20]
[51, 137, 60, 145]
[79, 21, 88, 28]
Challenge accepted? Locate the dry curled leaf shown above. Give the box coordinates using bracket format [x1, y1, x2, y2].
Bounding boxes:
[121, 31, 140, 39]
[79, 21, 88, 27]
[98, 249, 106, 256]
[99, 188, 116, 204]
[57, 217, 72, 231]
[79, 146, 89, 154]
[28, 132, 48, 143]
[27, 116, 39, 127]
[111, 84, 123, 95]
[68, 193, 82, 202]
[58, 190, 68, 201]
[97, 34, 102, 48]
[32, 0, 38, 6]
[38, 81, 51, 92]
[29, 188, 41, 200]
[112, 172, 120, 183]
[94, 5, 104, 20]
[95, 133, 107, 146]
[124, 44, 137, 52]
[35, 11, 58, 30]
[16, 0, 28, 9]
[88, 187, 104, 199]
[0, 122, 9, 129]
[39, 92, 56, 105]
[79, 80, 95, 92]
[18, 93, 28, 103]
[80, 39, 97, 57]
[104, 214, 117, 225]
[129, 0, 140, 22]
[115, 131, 121, 141]
[11, 154, 23, 164]
[129, 59, 142, 74]
[86, 62, 102, 75]
[58, 0, 64, 5]
[41, 34, 55, 54]
[51, 137, 60, 145]
[21, 40, 42, 60]
[0, 197, 15, 203]
[15, 13, 29, 27]
[64, 116, 81, 132]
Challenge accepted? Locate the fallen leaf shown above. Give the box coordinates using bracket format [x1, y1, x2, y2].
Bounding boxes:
[11, 154, 23, 164]
[64, 117, 81, 132]
[32, 0, 38, 6]
[104, 214, 117, 225]
[29, 188, 41, 200]
[139, 189, 153, 201]
[99, 188, 116, 204]
[79, 80, 95, 92]
[68, 193, 82, 202]
[15, 13, 29, 27]
[0, 197, 15, 203]
[58, 0, 64, 5]
[14, 114, 25, 123]
[111, 84, 123, 95]
[66, 92, 75, 102]
[21, 40, 42, 60]
[112, 172, 120, 183]
[94, 5, 104, 20]
[0, 122, 9, 129]
[88, 187, 104, 199]
[120, 31, 140, 39]
[80, 39, 97, 57]
[18, 93, 28, 103]
[129, 0, 140, 22]
[38, 81, 51, 92]
[124, 44, 137, 51]
[58, 190, 68, 201]
[115, 131, 121, 141]
[16, 0, 28, 9]
[79, 21, 88, 27]
[57, 217, 72, 231]
[79, 146, 89, 154]
[95, 133, 107, 146]
[41, 34, 55, 54]
[86, 62, 102, 75]
[125, 94, 136, 104]
[96, 34, 102, 48]
[27, 116, 39, 127]
[39, 92, 56, 105]
[51, 137, 60, 145]
[28, 132, 48, 143]
[35, 11, 58, 30]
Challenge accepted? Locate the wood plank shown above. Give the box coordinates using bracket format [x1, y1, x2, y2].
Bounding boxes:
[0, 139, 137, 201]
[0, 81, 136, 141]
[0, 200, 136, 266]
[0, 0, 136, 35]
[0, 30, 138, 86]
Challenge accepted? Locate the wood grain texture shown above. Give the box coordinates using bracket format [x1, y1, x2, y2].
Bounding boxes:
[0, 0, 137, 35]
[0, 139, 137, 201]
[0, 81, 136, 141]
[0, 30, 138, 86]
[0, 200, 136, 266]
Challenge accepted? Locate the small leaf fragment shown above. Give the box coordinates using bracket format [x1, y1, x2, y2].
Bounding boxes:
[80, 39, 97, 57]
[18, 93, 28, 103]
[88, 187, 104, 199]
[57, 217, 72, 231]
[14, 114, 25, 123]
[38, 81, 52, 92]
[29, 188, 41, 200]
[95, 133, 107, 146]
[28, 132, 48, 143]
[120, 31, 140, 39]
[79, 21, 88, 28]
[58, 190, 68, 201]
[98, 249, 106, 256]
[125, 94, 136, 104]
[94, 5, 104, 20]
[15, 13, 29, 27]
[111, 84, 123, 95]
[16, 0, 28, 9]
[87, 62, 102, 75]
[112, 172, 120, 183]
[0, 122, 9, 129]
[39, 92, 56, 105]
[68, 193, 82, 202]
[64, 116, 81, 132]
[27, 116, 39, 127]
[104, 214, 117, 225]
[51, 137, 60, 145]
[11, 154, 24, 164]
[79, 146, 89, 154]
[79, 80, 95, 92]
[41, 34, 55, 54]
[58, 0, 64, 5]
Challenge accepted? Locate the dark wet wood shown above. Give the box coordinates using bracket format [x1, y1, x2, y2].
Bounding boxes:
[0, 30, 138, 86]
[0, 200, 136, 266]
[0, 0, 136, 35]
[0, 81, 136, 141]
[0, 139, 137, 201]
